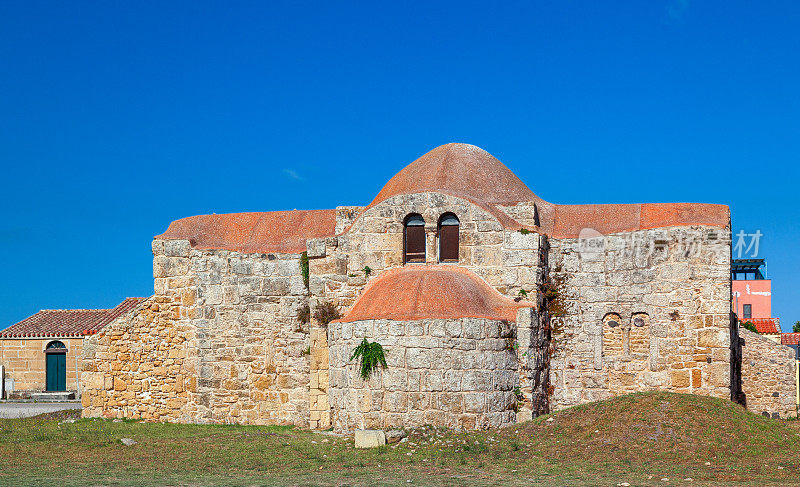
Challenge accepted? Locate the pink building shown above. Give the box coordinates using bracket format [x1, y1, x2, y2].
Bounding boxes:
[732, 259, 780, 338]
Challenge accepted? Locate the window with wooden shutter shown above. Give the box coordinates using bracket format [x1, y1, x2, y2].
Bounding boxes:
[438, 213, 459, 262]
[404, 214, 426, 263]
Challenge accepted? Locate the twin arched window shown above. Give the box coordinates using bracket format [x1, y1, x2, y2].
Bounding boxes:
[403, 213, 460, 263]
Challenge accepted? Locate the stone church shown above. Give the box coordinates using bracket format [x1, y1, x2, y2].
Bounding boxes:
[80, 143, 796, 431]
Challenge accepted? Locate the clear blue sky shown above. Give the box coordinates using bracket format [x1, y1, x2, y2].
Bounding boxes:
[1, 1, 798, 330]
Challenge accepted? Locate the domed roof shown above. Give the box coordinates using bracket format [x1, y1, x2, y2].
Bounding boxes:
[336, 265, 534, 323]
[370, 143, 538, 208]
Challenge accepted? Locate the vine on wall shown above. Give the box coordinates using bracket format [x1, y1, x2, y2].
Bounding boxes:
[530, 236, 566, 417]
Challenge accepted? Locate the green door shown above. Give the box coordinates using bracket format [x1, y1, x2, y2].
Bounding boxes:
[46, 353, 66, 391]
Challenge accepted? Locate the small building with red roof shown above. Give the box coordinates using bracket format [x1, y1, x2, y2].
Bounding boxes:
[0, 297, 144, 398]
[732, 258, 781, 343]
[76, 143, 796, 430]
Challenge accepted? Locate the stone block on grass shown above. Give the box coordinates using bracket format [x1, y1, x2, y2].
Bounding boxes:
[354, 429, 386, 448]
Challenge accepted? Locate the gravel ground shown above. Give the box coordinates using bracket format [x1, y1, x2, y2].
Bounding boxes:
[0, 402, 81, 419]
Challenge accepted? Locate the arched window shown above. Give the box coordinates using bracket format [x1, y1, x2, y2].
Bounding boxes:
[630, 313, 650, 355]
[602, 313, 623, 358]
[438, 213, 460, 262]
[45, 340, 67, 352]
[403, 214, 426, 263]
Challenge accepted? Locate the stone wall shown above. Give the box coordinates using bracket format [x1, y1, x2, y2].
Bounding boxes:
[740, 328, 796, 418]
[547, 226, 733, 410]
[83, 238, 315, 426]
[514, 307, 546, 420]
[308, 326, 330, 429]
[308, 192, 544, 312]
[81, 295, 196, 421]
[0, 337, 84, 396]
[185, 243, 311, 426]
[328, 317, 520, 433]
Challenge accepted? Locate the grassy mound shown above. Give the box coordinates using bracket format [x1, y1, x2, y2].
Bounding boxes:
[511, 391, 798, 465]
[1, 391, 798, 486]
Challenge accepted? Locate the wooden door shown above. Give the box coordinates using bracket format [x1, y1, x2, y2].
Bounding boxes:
[46, 353, 66, 391]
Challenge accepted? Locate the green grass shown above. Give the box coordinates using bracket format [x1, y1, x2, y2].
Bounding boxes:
[2, 392, 800, 486]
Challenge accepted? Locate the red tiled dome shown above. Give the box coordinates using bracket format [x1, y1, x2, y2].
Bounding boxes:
[337, 265, 534, 323]
[371, 143, 539, 208]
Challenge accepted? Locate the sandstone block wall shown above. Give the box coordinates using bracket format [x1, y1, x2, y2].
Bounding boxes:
[740, 328, 796, 418]
[547, 226, 733, 410]
[514, 298, 546, 420]
[328, 317, 519, 433]
[186, 244, 310, 426]
[81, 295, 196, 421]
[0, 337, 84, 396]
[83, 238, 314, 426]
[308, 326, 331, 429]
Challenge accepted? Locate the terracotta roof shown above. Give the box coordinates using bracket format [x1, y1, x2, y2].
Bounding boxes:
[781, 333, 800, 346]
[741, 318, 781, 335]
[550, 202, 730, 238]
[372, 143, 538, 208]
[361, 143, 729, 236]
[336, 265, 534, 323]
[0, 297, 146, 338]
[156, 209, 337, 254]
[154, 144, 730, 252]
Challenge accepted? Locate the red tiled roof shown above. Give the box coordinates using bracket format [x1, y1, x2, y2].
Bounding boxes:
[549, 203, 729, 238]
[154, 144, 731, 252]
[336, 265, 534, 323]
[741, 318, 781, 335]
[363, 143, 729, 236]
[782, 333, 800, 346]
[0, 297, 147, 338]
[156, 209, 337, 254]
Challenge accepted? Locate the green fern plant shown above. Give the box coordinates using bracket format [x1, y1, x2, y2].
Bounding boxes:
[299, 251, 310, 289]
[350, 338, 387, 379]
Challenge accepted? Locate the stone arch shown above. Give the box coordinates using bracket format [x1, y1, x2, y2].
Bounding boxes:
[630, 312, 651, 355]
[45, 340, 67, 352]
[602, 312, 624, 358]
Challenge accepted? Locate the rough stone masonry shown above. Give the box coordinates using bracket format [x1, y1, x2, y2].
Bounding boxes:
[80, 143, 797, 430]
